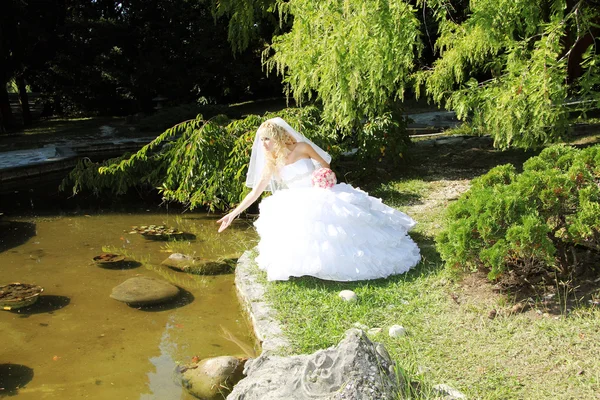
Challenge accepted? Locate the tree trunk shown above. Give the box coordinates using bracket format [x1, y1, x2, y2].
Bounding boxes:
[16, 74, 31, 125]
[0, 82, 16, 132]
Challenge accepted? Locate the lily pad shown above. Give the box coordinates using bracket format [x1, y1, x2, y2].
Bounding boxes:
[129, 225, 188, 241]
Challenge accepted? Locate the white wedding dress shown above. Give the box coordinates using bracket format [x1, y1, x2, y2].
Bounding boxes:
[254, 158, 421, 281]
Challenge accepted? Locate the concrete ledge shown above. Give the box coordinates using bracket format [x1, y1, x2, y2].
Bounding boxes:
[0, 138, 155, 193]
[234, 250, 290, 353]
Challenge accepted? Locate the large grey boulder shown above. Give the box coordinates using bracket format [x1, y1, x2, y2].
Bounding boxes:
[227, 329, 401, 400]
[110, 276, 180, 306]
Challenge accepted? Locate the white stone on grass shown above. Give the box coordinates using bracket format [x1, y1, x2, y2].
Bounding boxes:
[388, 325, 406, 338]
[432, 383, 467, 399]
[353, 322, 368, 331]
[338, 290, 358, 302]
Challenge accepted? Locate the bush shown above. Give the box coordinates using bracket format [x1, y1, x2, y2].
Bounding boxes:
[437, 144, 600, 286]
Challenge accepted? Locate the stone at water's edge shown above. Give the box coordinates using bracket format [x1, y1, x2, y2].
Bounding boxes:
[110, 276, 179, 306]
[177, 356, 246, 400]
[227, 329, 401, 400]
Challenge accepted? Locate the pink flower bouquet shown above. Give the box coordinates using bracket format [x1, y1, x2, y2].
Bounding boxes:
[311, 168, 337, 189]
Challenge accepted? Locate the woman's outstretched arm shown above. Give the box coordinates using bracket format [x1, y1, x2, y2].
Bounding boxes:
[217, 174, 271, 232]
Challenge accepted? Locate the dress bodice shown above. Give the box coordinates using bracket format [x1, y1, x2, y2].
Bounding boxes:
[278, 158, 316, 189]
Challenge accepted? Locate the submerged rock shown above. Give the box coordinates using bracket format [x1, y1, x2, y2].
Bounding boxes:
[161, 253, 201, 270]
[162, 253, 235, 275]
[110, 276, 179, 306]
[227, 329, 400, 400]
[177, 356, 246, 400]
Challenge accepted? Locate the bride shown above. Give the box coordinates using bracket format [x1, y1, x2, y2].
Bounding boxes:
[217, 117, 421, 281]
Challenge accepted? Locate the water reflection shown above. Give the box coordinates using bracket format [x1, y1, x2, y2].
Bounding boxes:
[0, 363, 34, 397]
[10, 295, 70, 316]
[140, 319, 184, 400]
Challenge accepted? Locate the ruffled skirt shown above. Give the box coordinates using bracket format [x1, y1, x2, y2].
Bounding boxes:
[254, 183, 421, 281]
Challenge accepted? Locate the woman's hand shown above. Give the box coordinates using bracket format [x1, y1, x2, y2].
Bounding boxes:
[216, 168, 270, 233]
[217, 213, 236, 233]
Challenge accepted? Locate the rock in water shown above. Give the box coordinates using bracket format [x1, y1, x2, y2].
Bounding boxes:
[161, 253, 201, 271]
[177, 356, 246, 400]
[110, 276, 179, 306]
[228, 329, 400, 399]
[162, 253, 233, 275]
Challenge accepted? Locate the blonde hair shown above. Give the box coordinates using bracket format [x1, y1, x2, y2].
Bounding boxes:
[258, 121, 296, 181]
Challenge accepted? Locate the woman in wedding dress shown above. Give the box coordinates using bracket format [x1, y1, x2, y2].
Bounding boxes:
[217, 117, 421, 281]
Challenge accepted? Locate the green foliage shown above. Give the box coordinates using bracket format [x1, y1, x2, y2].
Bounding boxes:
[263, 0, 422, 128]
[61, 106, 410, 210]
[215, 0, 600, 150]
[354, 112, 410, 166]
[209, 0, 280, 54]
[61, 115, 248, 210]
[417, 0, 600, 149]
[437, 144, 600, 284]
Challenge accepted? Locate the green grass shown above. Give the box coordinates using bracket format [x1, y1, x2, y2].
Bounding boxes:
[251, 172, 600, 399]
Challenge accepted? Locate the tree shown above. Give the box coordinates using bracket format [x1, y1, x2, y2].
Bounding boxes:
[416, 0, 600, 149]
[0, 0, 68, 130]
[216, 0, 600, 149]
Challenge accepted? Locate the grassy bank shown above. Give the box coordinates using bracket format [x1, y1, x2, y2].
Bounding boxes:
[251, 137, 600, 399]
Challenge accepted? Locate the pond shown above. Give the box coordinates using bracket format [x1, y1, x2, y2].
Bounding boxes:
[0, 209, 258, 399]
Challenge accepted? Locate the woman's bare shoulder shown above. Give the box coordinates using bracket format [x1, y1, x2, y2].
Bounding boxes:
[295, 142, 313, 153]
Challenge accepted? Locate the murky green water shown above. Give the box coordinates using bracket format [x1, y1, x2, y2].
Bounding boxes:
[0, 211, 258, 399]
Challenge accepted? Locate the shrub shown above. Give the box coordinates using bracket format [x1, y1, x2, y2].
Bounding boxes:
[355, 112, 410, 166]
[437, 144, 600, 285]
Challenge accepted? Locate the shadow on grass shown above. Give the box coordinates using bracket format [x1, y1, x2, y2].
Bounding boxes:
[368, 188, 424, 208]
[362, 139, 543, 189]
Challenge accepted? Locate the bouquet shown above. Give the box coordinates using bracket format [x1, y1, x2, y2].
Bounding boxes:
[311, 168, 337, 189]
